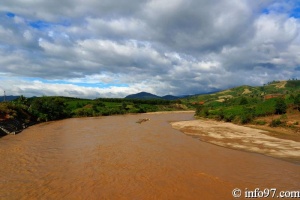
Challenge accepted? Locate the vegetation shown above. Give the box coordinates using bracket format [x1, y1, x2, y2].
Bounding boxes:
[190, 80, 300, 125]
[0, 96, 189, 126]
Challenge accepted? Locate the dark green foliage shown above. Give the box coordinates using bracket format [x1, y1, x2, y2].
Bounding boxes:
[254, 99, 276, 116]
[274, 98, 287, 114]
[14, 95, 29, 106]
[195, 106, 209, 117]
[286, 80, 300, 88]
[29, 97, 70, 121]
[239, 107, 254, 124]
[239, 97, 248, 105]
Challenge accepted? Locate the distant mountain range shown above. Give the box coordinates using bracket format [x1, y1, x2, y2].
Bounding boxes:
[125, 92, 182, 100]
[0, 95, 20, 102]
[124, 90, 222, 100]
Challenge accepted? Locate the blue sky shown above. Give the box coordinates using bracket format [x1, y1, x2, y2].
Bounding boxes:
[0, 0, 300, 98]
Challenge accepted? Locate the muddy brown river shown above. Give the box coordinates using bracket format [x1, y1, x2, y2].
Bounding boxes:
[0, 113, 299, 199]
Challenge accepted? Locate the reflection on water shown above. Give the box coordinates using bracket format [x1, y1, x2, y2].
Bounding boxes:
[0, 113, 299, 199]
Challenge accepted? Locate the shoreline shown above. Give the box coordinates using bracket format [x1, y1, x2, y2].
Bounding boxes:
[171, 118, 300, 164]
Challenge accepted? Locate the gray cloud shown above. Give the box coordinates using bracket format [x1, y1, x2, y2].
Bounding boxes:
[0, 0, 299, 98]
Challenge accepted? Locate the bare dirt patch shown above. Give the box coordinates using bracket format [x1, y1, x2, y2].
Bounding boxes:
[242, 88, 252, 94]
[275, 81, 287, 88]
[171, 119, 300, 164]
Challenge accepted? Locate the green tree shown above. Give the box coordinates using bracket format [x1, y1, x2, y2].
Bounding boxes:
[275, 98, 287, 114]
[29, 97, 69, 121]
[15, 95, 28, 106]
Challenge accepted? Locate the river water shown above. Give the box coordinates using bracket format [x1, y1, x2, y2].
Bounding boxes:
[0, 113, 299, 199]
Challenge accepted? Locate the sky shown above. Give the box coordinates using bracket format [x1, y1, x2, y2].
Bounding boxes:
[0, 0, 300, 99]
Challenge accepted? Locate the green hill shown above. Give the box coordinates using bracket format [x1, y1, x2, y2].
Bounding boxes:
[185, 80, 300, 125]
[181, 80, 300, 105]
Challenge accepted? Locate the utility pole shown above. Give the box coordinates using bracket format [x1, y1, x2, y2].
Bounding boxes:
[3, 90, 6, 102]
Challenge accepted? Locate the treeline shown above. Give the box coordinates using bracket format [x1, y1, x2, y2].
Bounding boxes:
[70, 98, 184, 117]
[195, 94, 300, 125]
[0, 96, 186, 123]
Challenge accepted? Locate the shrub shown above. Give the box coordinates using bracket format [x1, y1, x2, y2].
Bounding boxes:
[270, 119, 283, 127]
[29, 97, 69, 121]
[224, 113, 235, 122]
[239, 113, 253, 124]
[255, 99, 276, 116]
[239, 97, 248, 105]
[275, 98, 287, 114]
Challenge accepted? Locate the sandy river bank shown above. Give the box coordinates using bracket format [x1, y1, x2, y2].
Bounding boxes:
[171, 118, 300, 164]
[0, 112, 299, 199]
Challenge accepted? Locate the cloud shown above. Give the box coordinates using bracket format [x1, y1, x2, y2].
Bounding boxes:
[0, 0, 299, 98]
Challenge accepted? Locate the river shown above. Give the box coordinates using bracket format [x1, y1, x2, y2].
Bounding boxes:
[0, 112, 299, 199]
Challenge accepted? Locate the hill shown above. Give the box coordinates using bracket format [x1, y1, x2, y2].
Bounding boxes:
[185, 80, 300, 127]
[181, 80, 300, 105]
[125, 92, 179, 100]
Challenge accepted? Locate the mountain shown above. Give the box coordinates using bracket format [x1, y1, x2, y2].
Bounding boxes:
[125, 92, 162, 100]
[0, 95, 20, 102]
[125, 92, 181, 100]
[161, 95, 180, 100]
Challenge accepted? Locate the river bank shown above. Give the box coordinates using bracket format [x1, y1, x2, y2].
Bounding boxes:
[0, 118, 30, 136]
[171, 118, 300, 164]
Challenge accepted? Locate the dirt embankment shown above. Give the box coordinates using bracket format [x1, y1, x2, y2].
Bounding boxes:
[171, 119, 300, 164]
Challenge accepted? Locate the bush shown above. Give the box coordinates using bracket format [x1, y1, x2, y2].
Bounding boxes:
[270, 119, 283, 127]
[29, 97, 70, 121]
[239, 113, 253, 124]
[255, 99, 276, 116]
[239, 97, 248, 105]
[275, 98, 287, 114]
[224, 113, 235, 122]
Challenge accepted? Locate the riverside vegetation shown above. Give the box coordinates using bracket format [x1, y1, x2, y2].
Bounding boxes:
[184, 80, 300, 130]
[0, 95, 188, 135]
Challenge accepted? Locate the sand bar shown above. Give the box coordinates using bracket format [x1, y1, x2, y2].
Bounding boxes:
[171, 119, 300, 164]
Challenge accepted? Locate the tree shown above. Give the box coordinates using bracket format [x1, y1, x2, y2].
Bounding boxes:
[275, 98, 287, 114]
[15, 95, 28, 105]
[29, 97, 69, 121]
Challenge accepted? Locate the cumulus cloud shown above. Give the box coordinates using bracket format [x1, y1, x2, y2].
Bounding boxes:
[0, 0, 299, 98]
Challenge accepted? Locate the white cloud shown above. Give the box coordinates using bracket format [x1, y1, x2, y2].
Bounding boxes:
[0, 0, 299, 98]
